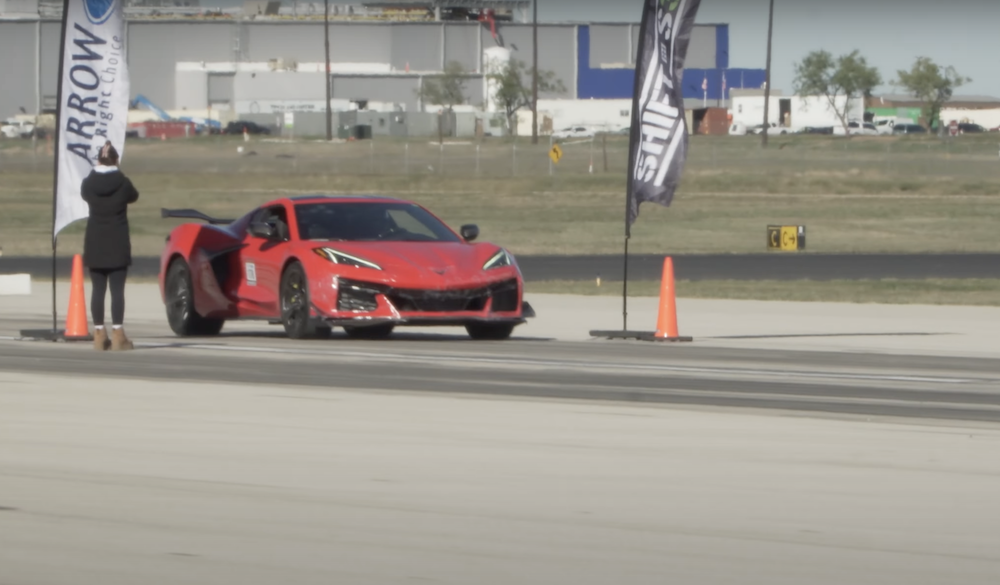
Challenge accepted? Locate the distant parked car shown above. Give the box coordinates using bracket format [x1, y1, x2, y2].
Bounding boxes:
[552, 126, 595, 139]
[893, 124, 927, 135]
[746, 122, 789, 136]
[833, 121, 878, 136]
[224, 120, 271, 135]
[0, 118, 35, 139]
[797, 126, 834, 135]
[873, 119, 896, 135]
[957, 123, 986, 134]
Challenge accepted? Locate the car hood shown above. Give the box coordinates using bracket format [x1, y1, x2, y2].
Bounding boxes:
[306, 241, 512, 288]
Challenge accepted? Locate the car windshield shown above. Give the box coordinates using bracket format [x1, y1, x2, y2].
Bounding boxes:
[295, 202, 461, 243]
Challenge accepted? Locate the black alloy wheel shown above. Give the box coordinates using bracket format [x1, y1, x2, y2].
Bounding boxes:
[280, 262, 331, 340]
[165, 259, 225, 336]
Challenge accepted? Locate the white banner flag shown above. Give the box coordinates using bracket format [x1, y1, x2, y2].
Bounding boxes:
[54, 0, 130, 238]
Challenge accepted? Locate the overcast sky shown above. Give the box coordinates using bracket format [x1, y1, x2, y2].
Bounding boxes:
[311, 0, 999, 97]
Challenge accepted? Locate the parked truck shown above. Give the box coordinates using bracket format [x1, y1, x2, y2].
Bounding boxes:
[1, 113, 55, 139]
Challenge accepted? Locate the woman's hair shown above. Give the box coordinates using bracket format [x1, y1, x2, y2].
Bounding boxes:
[98, 141, 119, 166]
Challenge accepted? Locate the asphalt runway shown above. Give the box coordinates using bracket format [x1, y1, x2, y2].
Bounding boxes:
[3, 334, 1000, 422]
[4, 335, 1000, 584]
[5, 298, 1000, 583]
[4, 252, 1000, 281]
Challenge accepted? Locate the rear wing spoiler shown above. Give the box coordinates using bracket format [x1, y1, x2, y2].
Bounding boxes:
[161, 208, 234, 225]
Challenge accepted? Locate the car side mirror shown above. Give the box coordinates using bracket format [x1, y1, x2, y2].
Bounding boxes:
[249, 221, 277, 240]
[460, 224, 479, 242]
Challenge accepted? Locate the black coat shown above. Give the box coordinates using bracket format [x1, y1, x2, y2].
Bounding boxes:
[81, 168, 139, 269]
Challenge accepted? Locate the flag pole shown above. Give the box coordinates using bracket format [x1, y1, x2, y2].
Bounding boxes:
[591, 0, 700, 343]
[622, 233, 629, 331]
[50, 0, 71, 339]
[622, 0, 654, 332]
[762, 0, 775, 148]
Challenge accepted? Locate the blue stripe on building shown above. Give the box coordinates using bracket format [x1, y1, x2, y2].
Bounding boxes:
[715, 24, 729, 69]
[575, 25, 764, 103]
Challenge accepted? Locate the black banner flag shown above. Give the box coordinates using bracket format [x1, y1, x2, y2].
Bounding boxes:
[626, 0, 702, 235]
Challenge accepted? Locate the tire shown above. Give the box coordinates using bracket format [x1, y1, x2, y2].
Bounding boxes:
[165, 259, 225, 336]
[343, 323, 395, 340]
[280, 261, 328, 340]
[465, 323, 515, 341]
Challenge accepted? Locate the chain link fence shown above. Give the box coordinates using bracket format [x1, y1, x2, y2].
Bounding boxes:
[2, 133, 999, 183]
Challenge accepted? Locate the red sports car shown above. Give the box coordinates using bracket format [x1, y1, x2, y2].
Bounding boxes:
[159, 195, 534, 340]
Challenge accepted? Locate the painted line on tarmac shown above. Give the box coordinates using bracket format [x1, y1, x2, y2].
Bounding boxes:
[136, 341, 979, 385]
[575, 383, 1000, 414]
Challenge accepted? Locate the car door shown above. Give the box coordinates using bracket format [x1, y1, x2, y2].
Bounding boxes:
[236, 204, 292, 318]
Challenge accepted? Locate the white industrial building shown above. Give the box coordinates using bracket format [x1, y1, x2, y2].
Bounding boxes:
[1, 1, 753, 137]
[729, 90, 866, 133]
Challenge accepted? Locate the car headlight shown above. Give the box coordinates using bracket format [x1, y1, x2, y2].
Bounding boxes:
[314, 247, 382, 270]
[483, 249, 515, 271]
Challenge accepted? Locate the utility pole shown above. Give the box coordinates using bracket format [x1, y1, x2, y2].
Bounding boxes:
[761, 0, 774, 148]
[531, 0, 538, 145]
[324, 0, 332, 141]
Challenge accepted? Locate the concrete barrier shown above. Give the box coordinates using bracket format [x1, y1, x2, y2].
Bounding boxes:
[0, 274, 32, 295]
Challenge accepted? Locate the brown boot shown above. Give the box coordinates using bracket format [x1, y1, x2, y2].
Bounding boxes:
[93, 327, 110, 351]
[110, 327, 134, 351]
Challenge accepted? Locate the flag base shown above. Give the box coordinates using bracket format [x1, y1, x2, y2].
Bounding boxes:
[19, 329, 93, 342]
[589, 330, 693, 342]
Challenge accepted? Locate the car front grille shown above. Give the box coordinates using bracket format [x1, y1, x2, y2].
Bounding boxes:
[386, 290, 487, 312]
[491, 284, 519, 312]
[337, 278, 519, 314]
[337, 281, 379, 312]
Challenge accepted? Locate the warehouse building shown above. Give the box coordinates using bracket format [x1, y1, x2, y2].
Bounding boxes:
[0, 0, 764, 134]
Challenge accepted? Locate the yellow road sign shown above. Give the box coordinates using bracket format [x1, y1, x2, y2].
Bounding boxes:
[767, 225, 806, 251]
[549, 144, 563, 164]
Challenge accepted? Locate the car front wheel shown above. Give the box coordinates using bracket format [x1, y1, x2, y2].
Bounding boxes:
[465, 323, 515, 341]
[280, 262, 330, 340]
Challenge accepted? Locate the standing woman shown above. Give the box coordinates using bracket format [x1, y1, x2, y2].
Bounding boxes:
[82, 141, 139, 351]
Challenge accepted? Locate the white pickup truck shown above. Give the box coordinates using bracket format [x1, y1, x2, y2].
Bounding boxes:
[0, 118, 36, 139]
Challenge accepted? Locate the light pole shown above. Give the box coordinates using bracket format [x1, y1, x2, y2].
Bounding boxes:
[324, 0, 332, 141]
[761, 0, 774, 148]
[531, 0, 538, 145]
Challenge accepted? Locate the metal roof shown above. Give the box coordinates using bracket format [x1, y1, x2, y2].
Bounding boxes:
[873, 94, 1000, 104]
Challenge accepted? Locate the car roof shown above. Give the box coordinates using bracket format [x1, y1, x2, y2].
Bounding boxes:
[262, 194, 411, 207]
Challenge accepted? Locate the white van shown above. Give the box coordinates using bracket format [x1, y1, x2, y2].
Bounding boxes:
[0, 118, 35, 139]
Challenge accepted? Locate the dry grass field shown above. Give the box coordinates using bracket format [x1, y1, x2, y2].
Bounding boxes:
[2, 132, 999, 259]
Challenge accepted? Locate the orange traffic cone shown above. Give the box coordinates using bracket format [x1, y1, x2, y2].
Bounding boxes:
[587, 255, 691, 342]
[654, 256, 682, 340]
[63, 254, 91, 341]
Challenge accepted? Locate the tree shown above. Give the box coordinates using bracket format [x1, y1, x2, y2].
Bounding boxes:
[793, 50, 881, 136]
[894, 57, 970, 132]
[486, 59, 565, 136]
[417, 61, 468, 112]
[417, 61, 469, 144]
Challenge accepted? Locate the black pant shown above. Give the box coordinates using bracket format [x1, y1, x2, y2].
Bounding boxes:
[90, 268, 127, 326]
